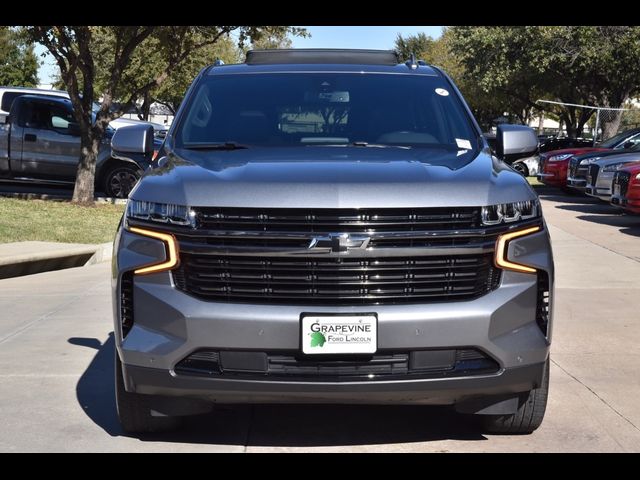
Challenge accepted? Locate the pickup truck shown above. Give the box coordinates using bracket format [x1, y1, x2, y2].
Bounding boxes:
[0, 94, 158, 198]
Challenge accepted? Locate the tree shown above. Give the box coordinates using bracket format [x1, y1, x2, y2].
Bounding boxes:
[448, 26, 640, 138]
[0, 27, 39, 87]
[394, 33, 436, 62]
[27, 26, 306, 204]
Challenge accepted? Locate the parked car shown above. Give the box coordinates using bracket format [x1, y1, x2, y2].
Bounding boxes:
[512, 154, 541, 177]
[584, 152, 640, 202]
[111, 49, 554, 435]
[611, 163, 640, 214]
[0, 86, 169, 138]
[0, 94, 159, 197]
[538, 127, 640, 190]
[567, 145, 640, 192]
[538, 136, 594, 153]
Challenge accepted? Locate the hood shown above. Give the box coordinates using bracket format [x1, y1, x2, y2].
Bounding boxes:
[130, 146, 536, 209]
[593, 151, 640, 167]
[541, 147, 608, 159]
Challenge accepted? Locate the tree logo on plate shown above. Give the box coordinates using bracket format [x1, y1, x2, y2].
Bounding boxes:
[309, 331, 326, 348]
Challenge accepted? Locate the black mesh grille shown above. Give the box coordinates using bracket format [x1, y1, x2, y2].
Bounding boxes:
[569, 157, 579, 178]
[588, 164, 601, 185]
[536, 271, 550, 337]
[174, 348, 500, 381]
[614, 171, 631, 197]
[120, 272, 134, 337]
[172, 253, 501, 305]
[193, 207, 481, 233]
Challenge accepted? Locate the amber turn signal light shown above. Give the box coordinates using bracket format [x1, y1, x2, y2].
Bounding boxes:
[494, 226, 541, 273]
[128, 227, 179, 275]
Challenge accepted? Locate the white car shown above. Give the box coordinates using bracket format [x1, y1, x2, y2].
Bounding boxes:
[511, 155, 540, 177]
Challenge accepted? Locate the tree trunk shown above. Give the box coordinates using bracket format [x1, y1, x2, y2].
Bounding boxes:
[71, 131, 101, 205]
[600, 110, 623, 141]
[537, 113, 544, 135]
[138, 92, 151, 121]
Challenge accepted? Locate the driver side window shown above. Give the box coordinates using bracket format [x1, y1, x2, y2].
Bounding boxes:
[23, 102, 78, 135]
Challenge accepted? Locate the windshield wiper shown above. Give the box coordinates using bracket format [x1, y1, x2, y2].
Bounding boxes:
[182, 142, 249, 150]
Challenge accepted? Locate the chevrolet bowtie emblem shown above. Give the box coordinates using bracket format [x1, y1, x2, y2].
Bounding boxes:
[308, 233, 371, 253]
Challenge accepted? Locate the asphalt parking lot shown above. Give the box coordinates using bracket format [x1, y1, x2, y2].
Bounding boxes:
[1, 187, 639, 452]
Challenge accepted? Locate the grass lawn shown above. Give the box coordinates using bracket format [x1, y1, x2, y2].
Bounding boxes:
[0, 198, 124, 244]
[527, 176, 544, 187]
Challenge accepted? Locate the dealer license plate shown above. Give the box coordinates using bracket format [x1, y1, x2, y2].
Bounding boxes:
[301, 315, 377, 355]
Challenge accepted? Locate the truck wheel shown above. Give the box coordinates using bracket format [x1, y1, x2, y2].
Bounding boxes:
[115, 351, 183, 433]
[480, 359, 550, 434]
[512, 163, 529, 177]
[103, 163, 141, 199]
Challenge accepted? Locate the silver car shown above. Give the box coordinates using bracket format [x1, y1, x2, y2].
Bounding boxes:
[585, 152, 640, 201]
[110, 49, 554, 435]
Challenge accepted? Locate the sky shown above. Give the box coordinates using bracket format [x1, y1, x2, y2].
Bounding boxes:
[35, 26, 444, 85]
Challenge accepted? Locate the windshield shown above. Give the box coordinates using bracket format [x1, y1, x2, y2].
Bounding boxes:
[599, 130, 636, 148]
[176, 73, 479, 153]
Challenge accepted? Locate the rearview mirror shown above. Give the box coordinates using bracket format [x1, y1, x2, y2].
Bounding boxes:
[495, 124, 538, 162]
[111, 124, 155, 165]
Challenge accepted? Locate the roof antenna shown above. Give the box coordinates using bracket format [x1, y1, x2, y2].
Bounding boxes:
[214, 58, 225, 66]
[406, 53, 418, 70]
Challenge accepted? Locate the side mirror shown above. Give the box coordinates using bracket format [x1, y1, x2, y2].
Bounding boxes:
[111, 124, 155, 165]
[623, 141, 634, 149]
[495, 124, 538, 162]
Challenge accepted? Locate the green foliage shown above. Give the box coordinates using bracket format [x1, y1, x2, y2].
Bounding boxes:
[0, 27, 39, 87]
[395, 32, 436, 62]
[448, 26, 640, 137]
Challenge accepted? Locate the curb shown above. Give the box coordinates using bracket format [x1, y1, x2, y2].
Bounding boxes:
[0, 241, 113, 280]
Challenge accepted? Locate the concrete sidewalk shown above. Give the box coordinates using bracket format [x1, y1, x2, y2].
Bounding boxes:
[0, 241, 112, 279]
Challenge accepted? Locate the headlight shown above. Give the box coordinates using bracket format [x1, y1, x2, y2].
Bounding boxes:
[602, 162, 638, 173]
[579, 157, 599, 165]
[481, 200, 541, 225]
[494, 225, 541, 273]
[125, 200, 196, 228]
[548, 154, 573, 162]
[636, 173, 640, 181]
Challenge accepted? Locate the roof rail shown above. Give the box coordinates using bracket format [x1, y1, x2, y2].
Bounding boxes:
[245, 49, 400, 66]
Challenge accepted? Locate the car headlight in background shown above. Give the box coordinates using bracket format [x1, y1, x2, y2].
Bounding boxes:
[579, 157, 600, 165]
[125, 200, 196, 228]
[602, 162, 640, 173]
[636, 173, 640, 181]
[548, 154, 573, 162]
[481, 200, 541, 225]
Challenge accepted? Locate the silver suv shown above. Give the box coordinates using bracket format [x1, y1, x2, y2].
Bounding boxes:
[111, 49, 554, 434]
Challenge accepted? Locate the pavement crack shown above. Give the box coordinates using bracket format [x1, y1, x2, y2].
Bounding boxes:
[551, 358, 640, 435]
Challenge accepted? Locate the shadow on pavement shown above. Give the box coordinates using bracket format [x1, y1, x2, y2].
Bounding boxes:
[576, 215, 640, 237]
[555, 203, 621, 215]
[70, 334, 487, 446]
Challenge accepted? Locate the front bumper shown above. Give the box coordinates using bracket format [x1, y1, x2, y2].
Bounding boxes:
[112, 225, 554, 405]
[538, 161, 568, 187]
[123, 361, 546, 405]
[566, 176, 587, 191]
[585, 172, 614, 201]
[612, 182, 640, 213]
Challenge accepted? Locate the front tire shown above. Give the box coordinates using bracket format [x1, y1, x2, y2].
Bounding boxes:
[480, 359, 550, 434]
[512, 162, 529, 177]
[103, 163, 141, 199]
[115, 351, 183, 433]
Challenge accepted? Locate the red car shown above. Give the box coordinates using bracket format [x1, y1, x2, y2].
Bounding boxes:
[538, 128, 640, 190]
[538, 147, 608, 189]
[611, 163, 640, 214]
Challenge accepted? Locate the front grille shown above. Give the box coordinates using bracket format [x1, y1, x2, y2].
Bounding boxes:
[536, 271, 550, 337]
[174, 348, 500, 381]
[193, 207, 481, 232]
[588, 164, 601, 186]
[614, 171, 631, 197]
[120, 272, 134, 337]
[569, 157, 579, 178]
[172, 253, 501, 305]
